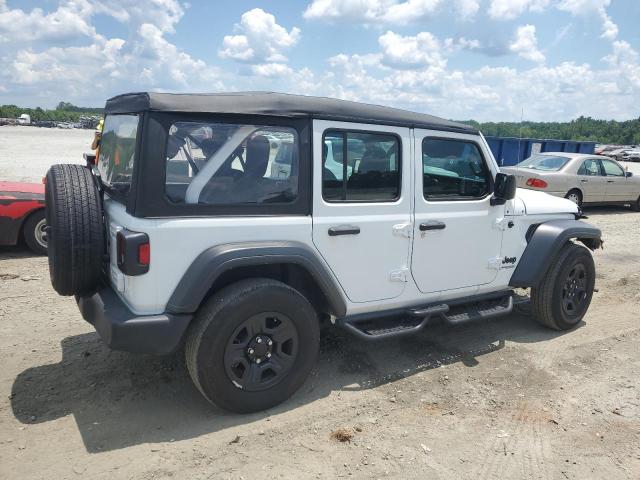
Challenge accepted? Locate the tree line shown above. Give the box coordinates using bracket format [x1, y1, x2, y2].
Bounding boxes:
[1, 102, 638, 144]
[463, 116, 640, 145]
[0, 102, 102, 123]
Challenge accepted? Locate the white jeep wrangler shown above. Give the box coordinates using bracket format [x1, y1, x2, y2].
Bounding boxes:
[45, 92, 602, 413]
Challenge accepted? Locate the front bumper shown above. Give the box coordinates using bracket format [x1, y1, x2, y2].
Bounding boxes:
[76, 288, 192, 354]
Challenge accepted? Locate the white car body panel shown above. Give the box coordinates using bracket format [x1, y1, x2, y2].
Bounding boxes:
[104, 125, 581, 318]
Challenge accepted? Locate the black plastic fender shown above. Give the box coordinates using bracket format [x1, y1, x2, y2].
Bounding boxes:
[509, 219, 602, 288]
[166, 241, 347, 317]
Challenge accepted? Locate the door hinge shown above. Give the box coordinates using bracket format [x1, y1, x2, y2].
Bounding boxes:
[493, 218, 508, 231]
[392, 223, 412, 238]
[389, 267, 409, 282]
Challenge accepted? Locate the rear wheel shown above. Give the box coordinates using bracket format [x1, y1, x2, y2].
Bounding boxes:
[186, 278, 320, 413]
[565, 189, 582, 206]
[23, 210, 47, 255]
[531, 243, 595, 330]
[630, 196, 640, 212]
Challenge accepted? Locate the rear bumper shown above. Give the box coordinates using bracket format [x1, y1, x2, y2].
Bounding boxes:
[76, 288, 192, 354]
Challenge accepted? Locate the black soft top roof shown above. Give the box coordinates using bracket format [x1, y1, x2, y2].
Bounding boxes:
[105, 91, 478, 135]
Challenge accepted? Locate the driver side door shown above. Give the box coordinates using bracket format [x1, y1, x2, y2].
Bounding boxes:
[411, 131, 505, 294]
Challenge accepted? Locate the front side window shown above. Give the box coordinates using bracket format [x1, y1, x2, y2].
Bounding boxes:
[422, 138, 490, 200]
[322, 130, 400, 202]
[601, 159, 625, 177]
[97, 114, 139, 198]
[577, 159, 601, 176]
[165, 122, 298, 205]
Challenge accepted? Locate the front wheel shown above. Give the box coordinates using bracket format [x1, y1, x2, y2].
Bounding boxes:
[185, 278, 320, 413]
[531, 243, 595, 330]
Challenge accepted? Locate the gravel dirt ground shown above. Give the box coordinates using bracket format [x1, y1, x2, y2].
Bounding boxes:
[0, 128, 639, 479]
[0, 208, 638, 480]
[0, 126, 86, 182]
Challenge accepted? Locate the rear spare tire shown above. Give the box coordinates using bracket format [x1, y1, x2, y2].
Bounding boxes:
[45, 164, 104, 296]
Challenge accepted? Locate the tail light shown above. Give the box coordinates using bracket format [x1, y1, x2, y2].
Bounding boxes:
[526, 178, 548, 189]
[116, 229, 150, 275]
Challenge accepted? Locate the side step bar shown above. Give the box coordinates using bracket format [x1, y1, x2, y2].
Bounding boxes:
[337, 293, 513, 341]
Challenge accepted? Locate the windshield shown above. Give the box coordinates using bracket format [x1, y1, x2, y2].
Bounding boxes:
[517, 154, 570, 171]
[97, 114, 139, 198]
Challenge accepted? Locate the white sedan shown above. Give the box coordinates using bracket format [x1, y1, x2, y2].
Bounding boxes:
[502, 152, 640, 210]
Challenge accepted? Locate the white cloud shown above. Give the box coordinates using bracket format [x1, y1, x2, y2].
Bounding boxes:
[250, 63, 294, 78]
[0, 0, 97, 43]
[509, 24, 545, 63]
[488, 0, 550, 20]
[0, 0, 222, 105]
[454, 0, 480, 20]
[219, 8, 300, 65]
[557, 0, 617, 40]
[489, 0, 618, 41]
[303, 0, 444, 25]
[378, 31, 446, 69]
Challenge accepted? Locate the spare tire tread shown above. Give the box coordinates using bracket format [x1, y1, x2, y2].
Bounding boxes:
[46, 164, 105, 296]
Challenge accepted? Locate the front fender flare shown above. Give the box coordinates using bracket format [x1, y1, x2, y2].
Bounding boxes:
[509, 219, 602, 288]
[166, 241, 347, 317]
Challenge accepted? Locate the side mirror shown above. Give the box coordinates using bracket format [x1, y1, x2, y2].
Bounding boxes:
[625, 171, 633, 178]
[491, 173, 517, 206]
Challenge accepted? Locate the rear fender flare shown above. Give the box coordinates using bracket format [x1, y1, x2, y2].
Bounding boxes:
[166, 241, 347, 317]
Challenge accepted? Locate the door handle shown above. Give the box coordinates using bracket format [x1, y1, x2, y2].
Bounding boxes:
[328, 225, 360, 236]
[580, 179, 588, 183]
[419, 221, 446, 231]
[607, 180, 614, 183]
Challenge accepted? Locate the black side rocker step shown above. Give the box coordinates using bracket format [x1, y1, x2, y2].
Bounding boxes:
[442, 294, 513, 325]
[336, 294, 513, 341]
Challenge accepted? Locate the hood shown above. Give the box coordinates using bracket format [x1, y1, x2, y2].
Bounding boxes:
[515, 188, 578, 215]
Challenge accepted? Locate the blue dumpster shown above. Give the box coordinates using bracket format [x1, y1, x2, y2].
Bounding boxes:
[484, 136, 596, 166]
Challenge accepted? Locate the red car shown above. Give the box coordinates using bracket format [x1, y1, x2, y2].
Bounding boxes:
[0, 182, 47, 254]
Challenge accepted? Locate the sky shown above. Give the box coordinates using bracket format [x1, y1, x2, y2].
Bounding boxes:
[0, 0, 639, 121]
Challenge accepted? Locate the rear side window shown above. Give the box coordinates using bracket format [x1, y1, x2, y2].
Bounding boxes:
[422, 138, 490, 200]
[322, 130, 400, 202]
[97, 114, 139, 197]
[577, 159, 601, 176]
[165, 122, 298, 205]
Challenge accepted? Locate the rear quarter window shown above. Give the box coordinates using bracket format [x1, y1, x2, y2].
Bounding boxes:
[97, 114, 139, 198]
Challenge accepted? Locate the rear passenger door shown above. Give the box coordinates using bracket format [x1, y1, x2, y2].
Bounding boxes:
[312, 120, 412, 303]
[576, 158, 606, 202]
[411, 131, 504, 294]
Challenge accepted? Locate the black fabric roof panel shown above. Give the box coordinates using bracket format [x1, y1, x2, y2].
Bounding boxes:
[105, 91, 478, 134]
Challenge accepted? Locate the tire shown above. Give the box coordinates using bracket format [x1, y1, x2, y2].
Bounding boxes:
[186, 278, 320, 413]
[564, 189, 582, 207]
[531, 242, 595, 331]
[23, 210, 47, 255]
[630, 196, 640, 212]
[45, 164, 104, 296]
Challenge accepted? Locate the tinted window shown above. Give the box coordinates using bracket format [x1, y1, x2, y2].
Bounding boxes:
[322, 131, 400, 202]
[97, 114, 139, 198]
[577, 159, 601, 176]
[601, 159, 624, 177]
[165, 122, 298, 205]
[422, 138, 490, 200]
